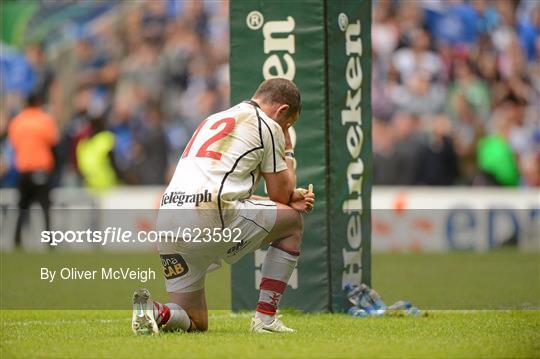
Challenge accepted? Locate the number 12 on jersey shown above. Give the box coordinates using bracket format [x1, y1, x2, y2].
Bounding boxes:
[181, 117, 236, 161]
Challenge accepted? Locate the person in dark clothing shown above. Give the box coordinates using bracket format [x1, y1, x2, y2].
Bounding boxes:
[392, 112, 424, 185]
[416, 115, 459, 185]
[372, 118, 401, 185]
[131, 103, 169, 185]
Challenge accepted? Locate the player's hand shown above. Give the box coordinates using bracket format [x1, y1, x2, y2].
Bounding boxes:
[289, 184, 315, 214]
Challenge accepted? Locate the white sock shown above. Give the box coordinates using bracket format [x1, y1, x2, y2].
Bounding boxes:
[255, 311, 275, 324]
[255, 245, 299, 324]
[153, 301, 192, 331]
[163, 303, 192, 331]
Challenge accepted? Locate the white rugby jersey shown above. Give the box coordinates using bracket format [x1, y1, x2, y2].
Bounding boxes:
[159, 100, 287, 226]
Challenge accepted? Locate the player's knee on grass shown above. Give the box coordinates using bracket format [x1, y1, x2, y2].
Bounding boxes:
[168, 289, 208, 332]
[190, 315, 208, 332]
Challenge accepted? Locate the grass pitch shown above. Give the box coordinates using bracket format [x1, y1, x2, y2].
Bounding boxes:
[1, 250, 539, 358]
[1, 310, 538, 358]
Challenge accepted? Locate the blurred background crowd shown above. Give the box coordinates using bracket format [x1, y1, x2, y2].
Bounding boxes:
[1, 0, 228, 189]
[1, 0, 539, 190]
[372, 0, 539, 186]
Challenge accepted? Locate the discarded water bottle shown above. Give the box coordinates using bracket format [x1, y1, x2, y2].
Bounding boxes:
[344, 283, 363, 306]
[388, 300, 412, 310]
[357, 284, 373, 309]
[368, 289, 387, 310]
[366, 307, 386, 316]
[346, 284, 423, 318]
[406, 307, 421, 317]
[345, 284, 386, 316]
[347, 306, 368, 318]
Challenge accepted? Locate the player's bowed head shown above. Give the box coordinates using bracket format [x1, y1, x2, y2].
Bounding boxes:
[251, 78, 302, 133]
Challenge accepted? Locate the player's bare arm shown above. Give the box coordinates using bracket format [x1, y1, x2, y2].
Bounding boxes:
[256, 103, 314, 213]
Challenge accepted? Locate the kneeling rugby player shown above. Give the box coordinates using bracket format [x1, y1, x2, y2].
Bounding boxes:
[132, 78, 314, 334]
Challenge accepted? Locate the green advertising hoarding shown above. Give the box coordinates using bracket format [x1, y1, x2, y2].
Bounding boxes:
[230, 0, 371, 312]
[327, 0, 372, 312]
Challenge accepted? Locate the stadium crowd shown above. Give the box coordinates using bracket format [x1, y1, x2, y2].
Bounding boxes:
[2, 1, 229, 189]
[371, 0, 539, 186]
[1, 0, 539, 189]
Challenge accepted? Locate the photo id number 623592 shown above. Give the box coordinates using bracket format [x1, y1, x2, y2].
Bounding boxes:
[180, 227, 242, 243]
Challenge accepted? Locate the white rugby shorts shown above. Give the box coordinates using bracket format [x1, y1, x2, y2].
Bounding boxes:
[158, 198, 277, 293]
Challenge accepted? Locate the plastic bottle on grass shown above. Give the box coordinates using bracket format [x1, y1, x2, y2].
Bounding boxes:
[344, 283, 362, 306]
[347, 306, 368, 318]
[388, 300, 412, 310]
[345, 284, 386, 317]
[368, 289, 387, 310]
